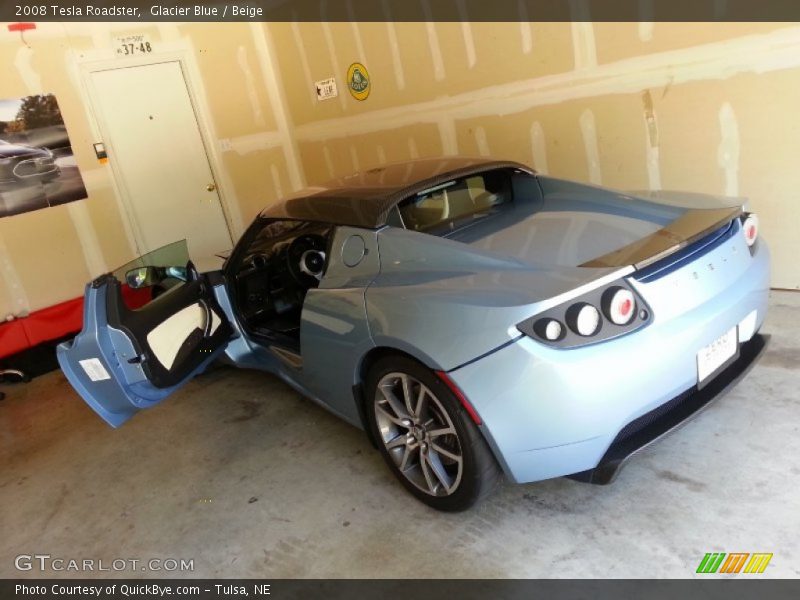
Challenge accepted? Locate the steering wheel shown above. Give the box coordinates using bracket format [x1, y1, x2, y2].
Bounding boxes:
[287, 234, 327, 286]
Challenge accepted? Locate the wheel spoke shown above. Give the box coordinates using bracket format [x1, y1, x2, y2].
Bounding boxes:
[386, 434, 407, 450]
[380, 383, 410, 420]
[375, 403, 406, 427]
[398, 445, 414, 471]
[419, 454, 437, 493]
[399, 374, 415, 417]
[414, 386, 427, 419]
[431, 442, 462, 464]
[424, 452, 454, 493]
[428, 426, 455, 439]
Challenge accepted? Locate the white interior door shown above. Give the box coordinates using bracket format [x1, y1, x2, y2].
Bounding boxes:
[90, 61, 232, 259]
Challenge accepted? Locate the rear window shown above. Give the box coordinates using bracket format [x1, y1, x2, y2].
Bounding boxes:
[397, 169, 511, 235]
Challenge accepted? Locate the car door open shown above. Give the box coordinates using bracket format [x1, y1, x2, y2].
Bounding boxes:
[57, 247, 233, 427]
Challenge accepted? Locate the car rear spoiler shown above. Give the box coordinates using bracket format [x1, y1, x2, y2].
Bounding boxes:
[579, 206, 742, 269]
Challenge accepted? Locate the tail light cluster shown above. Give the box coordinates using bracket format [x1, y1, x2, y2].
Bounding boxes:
[518, 281, 651, 349]
[741, 212, 759, 253]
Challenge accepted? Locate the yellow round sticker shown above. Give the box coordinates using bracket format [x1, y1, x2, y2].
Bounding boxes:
[347, 62, 370, 101]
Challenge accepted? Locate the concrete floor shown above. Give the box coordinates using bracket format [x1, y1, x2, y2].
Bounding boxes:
[1, 291, 798, 579]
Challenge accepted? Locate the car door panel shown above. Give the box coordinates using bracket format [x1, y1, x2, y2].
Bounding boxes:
[57, 273, 233, 427]
[104, 276, 231, 388]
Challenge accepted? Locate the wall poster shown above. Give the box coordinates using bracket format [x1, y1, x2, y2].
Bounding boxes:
[0, 93, 88, 218]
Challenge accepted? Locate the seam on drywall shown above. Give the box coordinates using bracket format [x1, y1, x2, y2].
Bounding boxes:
[347, 0, 367, 68]
[381, 0, 405, 90]
[251, 22, 306, 191]
[0, 235, 31, 316]
[718, 102, 740, 197]
[293, 25, 800, 142]
[518, 1, 534, 54]
[579, 108, 602, 185]
[529, 121, 548, 174]
[236, 45, 267, 128]
[456, 0, 477, 69]
[421, 1, 446, 82]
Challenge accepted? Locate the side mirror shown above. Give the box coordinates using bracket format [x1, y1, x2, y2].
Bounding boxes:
[125, 266, 164, 289]
[165, 266, 188, 281]
[125, 266, 188, 289]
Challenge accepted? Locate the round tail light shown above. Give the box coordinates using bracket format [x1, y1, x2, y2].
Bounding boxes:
[533, 318, 564, 341]
[567, 303, 601, 337]
[544, 319, 563, 341]
[742, 213, 759, 247]
[602, 287, 636, 325]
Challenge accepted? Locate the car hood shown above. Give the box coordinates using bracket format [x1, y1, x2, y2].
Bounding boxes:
[447, 176, 741, 269]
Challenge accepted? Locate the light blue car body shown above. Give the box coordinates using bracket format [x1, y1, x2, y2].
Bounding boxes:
[57, 158, 770, 485]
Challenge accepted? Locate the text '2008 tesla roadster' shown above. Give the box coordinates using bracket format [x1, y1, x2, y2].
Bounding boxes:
[58, 157, 769, 510]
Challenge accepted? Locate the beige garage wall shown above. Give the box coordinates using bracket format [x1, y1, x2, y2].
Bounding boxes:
[1, 21, 799, 321]
[273, 21, 800, 290]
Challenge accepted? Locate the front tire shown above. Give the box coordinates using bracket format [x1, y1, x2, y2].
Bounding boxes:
[365, 356, 500, 511]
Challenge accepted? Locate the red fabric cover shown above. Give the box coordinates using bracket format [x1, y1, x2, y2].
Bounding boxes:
[0, 319, 30, 358]
[21, 297, 84, 348]
[0, 284, 151, 359]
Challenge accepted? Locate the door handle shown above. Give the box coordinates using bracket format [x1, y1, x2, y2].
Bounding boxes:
[206, 183, 216, 192]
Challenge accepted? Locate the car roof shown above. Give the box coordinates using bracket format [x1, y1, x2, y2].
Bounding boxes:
[260, 157, 534, 229]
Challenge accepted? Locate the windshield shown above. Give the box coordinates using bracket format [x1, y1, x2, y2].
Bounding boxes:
[397, 168, 512, 235]
[111, 239, 190, 282]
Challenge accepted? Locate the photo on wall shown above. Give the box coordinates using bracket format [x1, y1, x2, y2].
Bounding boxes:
[0, 93, 87, 218]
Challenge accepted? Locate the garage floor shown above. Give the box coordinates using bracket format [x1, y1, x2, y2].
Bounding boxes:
[1, 292, 798, 578]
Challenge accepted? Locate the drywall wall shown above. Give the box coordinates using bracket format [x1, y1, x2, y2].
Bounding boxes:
[269, 20, 800, 289]
[0, 20, 798, 323]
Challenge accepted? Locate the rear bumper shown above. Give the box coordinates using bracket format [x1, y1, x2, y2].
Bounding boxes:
[568, 333, 768, 484]
[449, 233, 770, 484]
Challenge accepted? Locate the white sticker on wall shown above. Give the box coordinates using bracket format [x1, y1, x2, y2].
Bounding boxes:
[315, 77, 338, 101]
[79, 358, 111, 382]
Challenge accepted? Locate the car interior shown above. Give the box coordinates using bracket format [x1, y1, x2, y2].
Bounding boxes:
[397, 169, 512, 235]
[232, 219, 334, 347]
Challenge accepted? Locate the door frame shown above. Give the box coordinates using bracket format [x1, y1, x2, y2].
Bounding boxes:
[77, 49, 238, 257]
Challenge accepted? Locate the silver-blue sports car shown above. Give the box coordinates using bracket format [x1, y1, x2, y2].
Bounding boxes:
[57, 157, 770, 511]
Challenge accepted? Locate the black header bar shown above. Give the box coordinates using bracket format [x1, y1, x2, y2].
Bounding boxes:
[4, 0, 800, 23]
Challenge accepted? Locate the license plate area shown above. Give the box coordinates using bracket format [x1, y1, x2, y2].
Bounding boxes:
[697, 326, 739, 389]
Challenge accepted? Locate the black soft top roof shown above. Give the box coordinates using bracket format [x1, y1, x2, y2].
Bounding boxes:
[260, 157, 533, 229]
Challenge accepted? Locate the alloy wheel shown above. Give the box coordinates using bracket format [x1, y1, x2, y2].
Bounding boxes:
[374, 372, 464, 497]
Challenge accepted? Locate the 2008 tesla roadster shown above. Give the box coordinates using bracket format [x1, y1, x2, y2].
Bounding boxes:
[58, 157, 769, 511]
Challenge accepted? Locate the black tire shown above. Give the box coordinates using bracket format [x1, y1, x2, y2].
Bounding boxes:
[365, 355, 501, 511]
